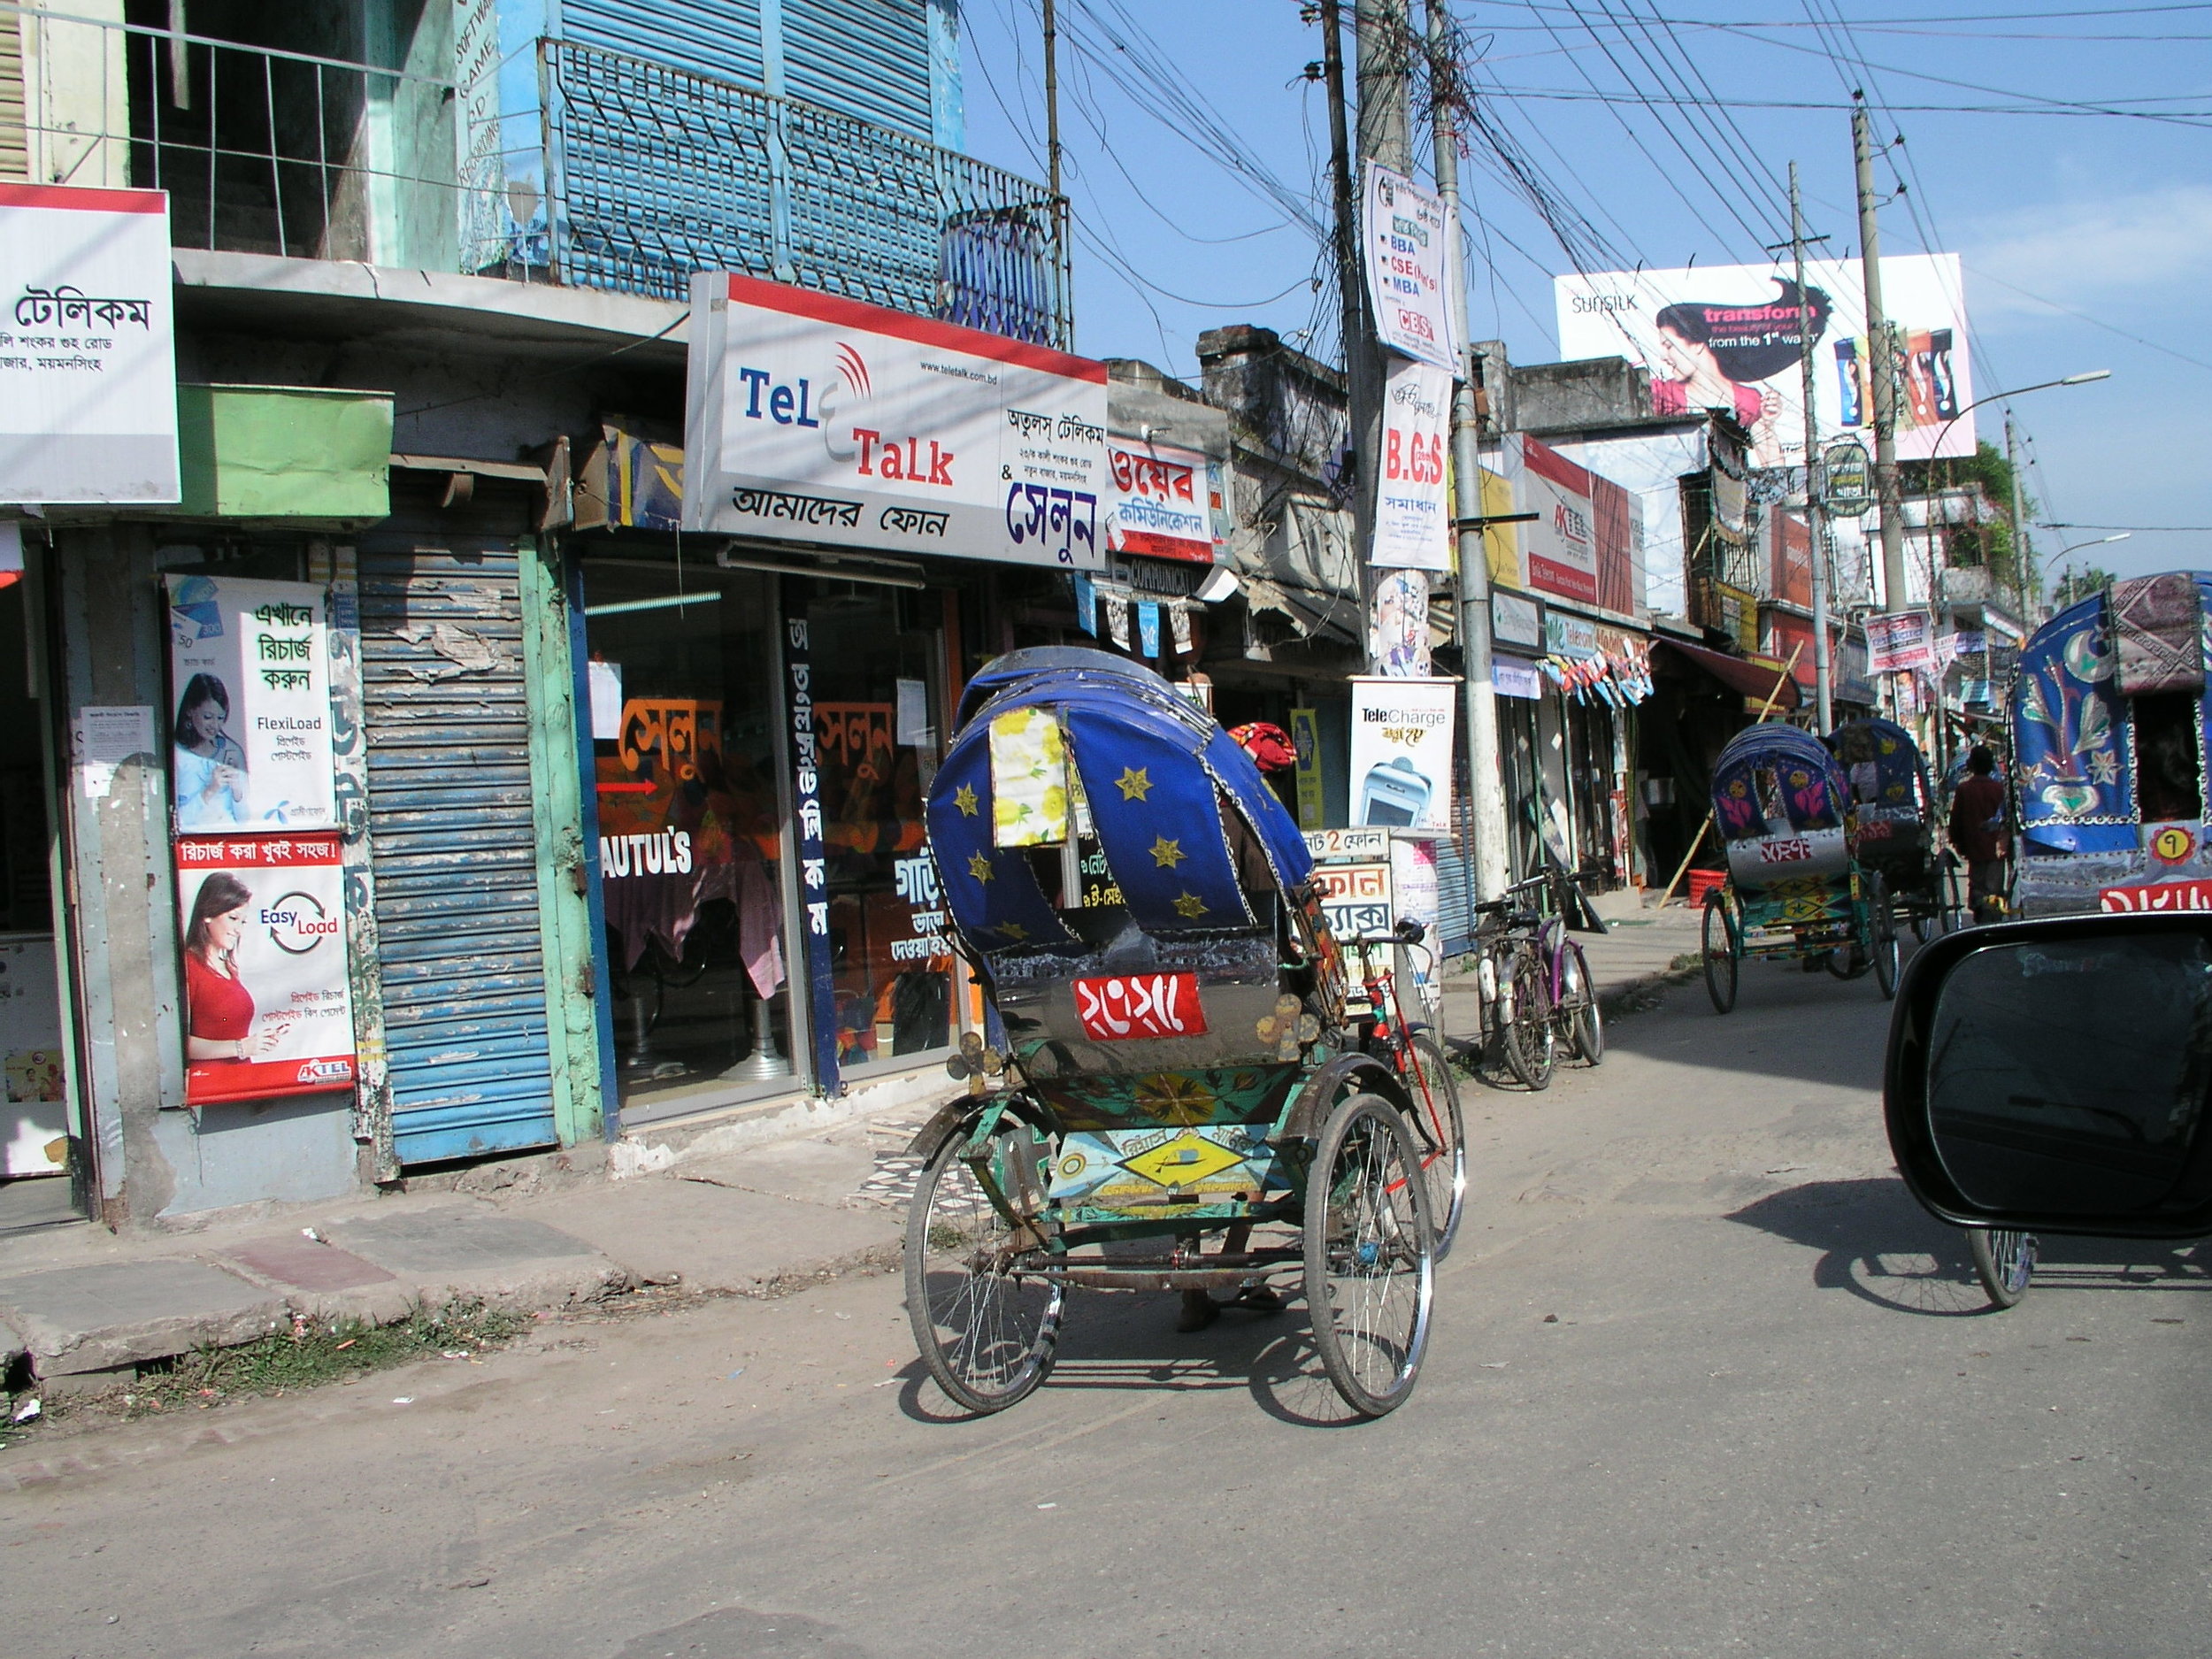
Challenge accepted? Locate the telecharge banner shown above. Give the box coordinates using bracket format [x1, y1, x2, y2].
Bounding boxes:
[165, 575, 337, 832]
[1555, 254, 1973, 469]
[1348, 676, 1458, 837]
[175, 834, 356, 1106]
[686, 273, 1110, 568]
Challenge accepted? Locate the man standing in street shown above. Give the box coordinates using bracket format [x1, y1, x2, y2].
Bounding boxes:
[1949, 746, 2009, 923]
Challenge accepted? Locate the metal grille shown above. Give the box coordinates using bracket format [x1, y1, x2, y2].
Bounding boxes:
[357, 541, 559, 1167]
[546, 39, 1069, 347]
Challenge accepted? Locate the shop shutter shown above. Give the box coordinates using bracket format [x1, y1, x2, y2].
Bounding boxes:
[0, 15, 26, 180]
[561, 0, 766, 88]
[782, 0, 932, 137]
[1434, 831, 1476, 958]
[357, 534, 558, 1165]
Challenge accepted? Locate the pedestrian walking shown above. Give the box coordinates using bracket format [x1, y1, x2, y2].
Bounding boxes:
[1949, 746, 2010, 923]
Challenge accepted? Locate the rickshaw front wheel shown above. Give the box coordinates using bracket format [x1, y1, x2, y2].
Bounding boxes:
[1701, 890, 1739, 1015]
[1304, 1094, 1435, 1418]
[905, 1117, 1065, 1415]
[1870, 872, 1900, 1000]
[1969, 1227, 2037, 1309]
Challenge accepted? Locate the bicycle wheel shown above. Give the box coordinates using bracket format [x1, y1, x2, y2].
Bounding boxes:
[1701, 890, 1738, 1015]
[1870, 872, 1900, 1000]
[904, 1116, 1064, 1414]
[1397, 1030, 1466, 1257]
[1303, 1093, 1434, 1418]
[1555, 940, 1604, 1064]
[1501, 948, 1555, 1091]
[1968, 1227, 2037, 1310]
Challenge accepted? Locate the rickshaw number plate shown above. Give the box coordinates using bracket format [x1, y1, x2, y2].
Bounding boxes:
[1756, 836, 1813, 864]
[1073, 972, 1210, 1040]
[2101, 879, 2212, 913]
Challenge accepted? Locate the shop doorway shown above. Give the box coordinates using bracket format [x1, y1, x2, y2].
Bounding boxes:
[0, 562, 82, 1233]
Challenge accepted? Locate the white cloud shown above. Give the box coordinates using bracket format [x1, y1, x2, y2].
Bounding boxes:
[1966, 184, 2212, 322]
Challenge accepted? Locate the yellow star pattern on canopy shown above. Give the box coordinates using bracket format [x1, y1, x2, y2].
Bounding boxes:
[1114, 766, 1153, 802]
[954, 784, 980, 817]
[995, 921, 1028, 941]
[967, 852, 994, 884]
[1171, 891, 1207, 918]
[1149, 836, 1187, 869]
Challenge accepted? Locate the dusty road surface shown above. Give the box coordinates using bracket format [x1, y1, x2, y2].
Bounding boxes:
[9, 964, 2209, 1658]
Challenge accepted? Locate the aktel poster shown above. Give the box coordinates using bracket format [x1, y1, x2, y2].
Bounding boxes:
[165, 575, 336, 832]
[685, 273, 1110, 569]
[175, 834, 356, 1107]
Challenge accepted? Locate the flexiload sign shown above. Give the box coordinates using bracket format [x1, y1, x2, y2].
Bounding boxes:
[684, 273, 1110, 568]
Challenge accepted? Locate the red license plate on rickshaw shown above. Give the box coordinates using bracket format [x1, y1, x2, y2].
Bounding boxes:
[1073, 972, 1210, 1040]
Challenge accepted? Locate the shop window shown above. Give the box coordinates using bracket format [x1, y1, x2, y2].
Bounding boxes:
[801, 584, 959, 1073]
[582, 562, 795, 1118]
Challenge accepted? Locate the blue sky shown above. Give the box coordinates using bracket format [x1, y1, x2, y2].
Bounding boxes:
[953, 0, 2212, 587]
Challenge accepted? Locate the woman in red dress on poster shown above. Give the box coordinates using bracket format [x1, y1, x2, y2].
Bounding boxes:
[182, 872, 282, 1062]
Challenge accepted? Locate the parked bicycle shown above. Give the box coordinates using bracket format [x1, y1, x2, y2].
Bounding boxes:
[1471, 865, 1605, 1092]
[1341, 919, 1468, 1256]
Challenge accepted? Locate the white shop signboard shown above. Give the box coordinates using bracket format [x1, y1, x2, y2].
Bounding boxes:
[685, 273, 1110, 568]
[0, 182, 180, 503]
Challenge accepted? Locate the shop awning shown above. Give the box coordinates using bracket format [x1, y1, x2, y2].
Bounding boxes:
[1651, 638, 1803, 710]
[1240, 572, 1360, 646]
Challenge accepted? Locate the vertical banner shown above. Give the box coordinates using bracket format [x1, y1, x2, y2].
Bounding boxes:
[1360, 162, 1458, 371]
[165, 575, 337, 832]
[1290, 707, 1325, 830]
[1865, 611, 1936, 673]
[1348, 677, 1458, 836]
[782, 593, 841, 1095]
[1371, 568, 1432, 677]
[174, 834, 357, 1106]
[1371, 358, 1453, 571]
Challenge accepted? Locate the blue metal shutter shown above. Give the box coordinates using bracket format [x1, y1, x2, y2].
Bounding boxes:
[357, 536, 558, 1165]
[783, 0, 932, 137]
[561, 0, 765, 87]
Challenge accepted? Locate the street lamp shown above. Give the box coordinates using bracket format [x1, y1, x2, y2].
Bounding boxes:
[1924, 369, 2110, 466]
[2047, 532, 2131, 608]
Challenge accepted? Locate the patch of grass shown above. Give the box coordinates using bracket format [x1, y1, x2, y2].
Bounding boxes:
[109, 1300, 529, 1422]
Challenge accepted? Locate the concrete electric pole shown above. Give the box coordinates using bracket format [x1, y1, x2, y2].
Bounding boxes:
[1852, 99, 1907, 621]
[1788, 163, 1833, 734]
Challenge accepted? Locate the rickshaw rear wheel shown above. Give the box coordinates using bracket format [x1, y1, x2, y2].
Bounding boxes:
[1969, 1227, 2037, 1309]
[904, 1116, 1065, 1415]
[1398, 1030, 1467, 1258]
[1701, 890, 1739, 1014]
[1870, 872, 1900, 999]
[1304, 1094, 1435, 1418]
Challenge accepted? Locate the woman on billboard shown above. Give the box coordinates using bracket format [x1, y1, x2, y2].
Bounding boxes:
[173, 672, 250, 829]
[181, 872, 284, 1062]
[1648, 280, 1831, 459]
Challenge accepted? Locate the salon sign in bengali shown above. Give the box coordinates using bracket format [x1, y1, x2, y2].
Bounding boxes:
[0, 182, 179, 503]
[165, 575, 335, 833]
[685, 273, 1110, 568]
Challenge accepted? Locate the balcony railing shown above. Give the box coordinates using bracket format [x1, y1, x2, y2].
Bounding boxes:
[2, 8, 1070, 347]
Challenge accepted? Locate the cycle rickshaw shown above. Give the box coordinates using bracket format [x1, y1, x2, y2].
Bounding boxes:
[1700, 720, 1899, 1012]
[903, 648, 1461, 1418]
[1829, 716, 1961, 941]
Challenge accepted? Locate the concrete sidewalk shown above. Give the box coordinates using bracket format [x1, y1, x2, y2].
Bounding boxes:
[0, 890, 1704, 1402]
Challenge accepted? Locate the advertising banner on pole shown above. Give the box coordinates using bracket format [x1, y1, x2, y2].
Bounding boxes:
[1348, 676, 1457, 836]
[1371, 568, 1432, 678]
[685, 273, 1110, 568]
[1554, 254, 1974, 468]
[0, 183, 180, 503]
[1106, 438, 1217, 565]
[174, 833, 356, 1107]
[1361, 162, 1458, 371]
[1865, 611, 1937, 674]
[1371, 357, 1452, 571]
[165, 575, 337, 832]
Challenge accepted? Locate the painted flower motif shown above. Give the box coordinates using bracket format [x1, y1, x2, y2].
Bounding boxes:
[1133, 1072, 1217, 1125]
[2086, 750, 2121, 786]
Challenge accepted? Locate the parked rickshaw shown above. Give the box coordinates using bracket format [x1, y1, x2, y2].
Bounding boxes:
[1828, 717, 1961, 940]
[2011, 571, 2212, 918]
[903, 648, 1458, 1418]
[1700, 721, 1899, 1011]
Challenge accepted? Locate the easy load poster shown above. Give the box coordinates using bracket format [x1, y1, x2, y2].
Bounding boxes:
[174, 833, 356, 1107]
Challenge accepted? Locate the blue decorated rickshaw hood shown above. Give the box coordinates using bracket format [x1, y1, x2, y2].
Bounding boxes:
[1710, 721, 1848, 841]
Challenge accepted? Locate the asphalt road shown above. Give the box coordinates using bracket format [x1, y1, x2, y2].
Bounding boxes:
[9, 956, 2209, 1658]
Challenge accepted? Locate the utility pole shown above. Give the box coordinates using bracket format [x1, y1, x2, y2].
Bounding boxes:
[1788, 163, 1832, 734]
[1348, 0, 1409, 671]
[2006, 412, 2035, 610]
[1041, 0, 1063, 203]
[1427, 0, 1508, 902]
[1852, 99, 1907, 624]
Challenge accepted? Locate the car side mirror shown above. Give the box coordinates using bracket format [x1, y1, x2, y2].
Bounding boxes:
[1885, 914, 2212, 1239]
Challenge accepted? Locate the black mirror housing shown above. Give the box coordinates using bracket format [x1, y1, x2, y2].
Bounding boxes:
[1886, 913, 2212, 1240]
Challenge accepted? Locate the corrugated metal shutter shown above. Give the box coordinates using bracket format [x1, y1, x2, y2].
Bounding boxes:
[783, 0, 931, 136]
[357, 526, 558, 1165]
[562, 0, 765, 88]
[1435, 833, 1475, 957]
[0, 14, 27, 180]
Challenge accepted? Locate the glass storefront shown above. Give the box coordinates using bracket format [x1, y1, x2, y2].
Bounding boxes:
[581, 559, 796, 1121]
[796, 581, 960, 1074]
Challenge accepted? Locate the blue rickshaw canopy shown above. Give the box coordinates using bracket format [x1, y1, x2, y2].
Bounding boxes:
[1711, 721, 1848, 841]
